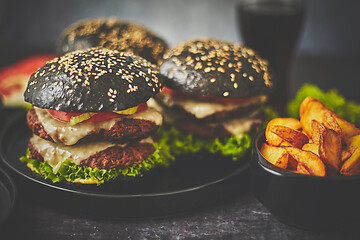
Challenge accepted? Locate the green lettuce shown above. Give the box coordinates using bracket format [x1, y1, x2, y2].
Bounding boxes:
[20, 138, 175, 185]
[288, 84, 360, 126]
[157, 125, 252, 161]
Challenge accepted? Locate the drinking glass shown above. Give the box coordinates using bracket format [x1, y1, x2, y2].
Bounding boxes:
[237, 0, 305, 114]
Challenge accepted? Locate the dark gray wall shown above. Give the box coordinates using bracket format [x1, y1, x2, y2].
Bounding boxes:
[0, 0, 359, 66]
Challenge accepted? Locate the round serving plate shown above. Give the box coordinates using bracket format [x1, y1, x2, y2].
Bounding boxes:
[0, 111, 251, 219]
[0, 166, 16, 226]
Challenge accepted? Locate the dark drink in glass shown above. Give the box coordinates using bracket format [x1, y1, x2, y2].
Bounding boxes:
[237, 0, 305, 114]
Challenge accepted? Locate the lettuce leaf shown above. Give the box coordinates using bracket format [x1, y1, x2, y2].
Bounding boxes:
[288, 84, 360, 126]
[20, 138, 175, 185]
[157, 125, 252, 161]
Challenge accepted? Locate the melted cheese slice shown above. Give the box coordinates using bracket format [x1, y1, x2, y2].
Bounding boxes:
[30, 135, 153, 173]
[222, 117, 262, 137]
[222, 110, 263, 137]
[159, 91, 266, 119]
[34, 107, 162, 146]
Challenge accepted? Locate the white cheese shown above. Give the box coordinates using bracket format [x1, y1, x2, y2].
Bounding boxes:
[34, 107, 162, 145]
[222, 117, 262, 137]
[221, 110, 263, 137]
[159, 91, 266, 119]
[125, 106, 163, 126]
[30, 135, 153, 173]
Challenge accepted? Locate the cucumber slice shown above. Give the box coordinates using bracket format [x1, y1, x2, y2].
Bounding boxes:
[70, 113, 95, 125]
[113, 106, 138, 115]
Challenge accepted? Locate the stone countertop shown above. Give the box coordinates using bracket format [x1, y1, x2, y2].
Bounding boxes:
[1, 189, 360, 240]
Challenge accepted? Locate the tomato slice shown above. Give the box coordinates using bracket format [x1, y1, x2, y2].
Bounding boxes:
[47, 102, 148, 123]
[162, 87, 254, 104]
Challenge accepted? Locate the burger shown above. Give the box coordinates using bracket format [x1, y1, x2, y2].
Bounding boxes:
[56, 18, 168, 65]
[150, 39, 275, 159]
[20, 48, 171, 184]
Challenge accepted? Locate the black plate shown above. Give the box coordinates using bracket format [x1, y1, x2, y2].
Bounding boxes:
[0, 166, 16, 225]
[0, 112, 250, 219]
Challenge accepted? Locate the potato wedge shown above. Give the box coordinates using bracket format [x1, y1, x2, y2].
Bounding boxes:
[280, 141, 293, 147]
[268, 125, 308, 148]
[341, 135, 360, 175]
[302, 143, 320, 156]
[296, 163, 310, 175]
[333, 115, 360, 144]
[341, 149, 352, 163]
[267, 118, 302, 130]
[286, 156, 298, 170]
[300, 97, 343, 138]
[284, 147, 326, 176]
[319, 129, 342, 172]
[265, 131, 283, 146]
[260, 143, 289, 169]
[265, 118, 302, 146]
[310, 120, 326, 144]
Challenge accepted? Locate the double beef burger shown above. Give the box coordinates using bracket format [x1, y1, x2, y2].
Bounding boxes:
[151, 39, 274, 158]
[22, 48, 166, 184]
[57, 18, 168, 65]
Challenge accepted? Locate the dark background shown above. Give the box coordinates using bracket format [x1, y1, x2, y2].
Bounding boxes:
[0, 0, 360, 101]
[1, 1, 360, 239]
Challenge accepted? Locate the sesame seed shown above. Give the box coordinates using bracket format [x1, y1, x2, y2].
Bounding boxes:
[194, 62, 203, 70]
[217, 67, 225, 73]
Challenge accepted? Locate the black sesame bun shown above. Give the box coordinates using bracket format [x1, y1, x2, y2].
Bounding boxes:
[57, 18, 168, 65]
[24, 48, 163, 112]
[160, 39, 275, 98]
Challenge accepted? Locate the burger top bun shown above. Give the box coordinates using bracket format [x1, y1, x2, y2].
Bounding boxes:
[24, 48, 163, 112]
[57, 18, 168, 65]
[160, 39, 275, 98]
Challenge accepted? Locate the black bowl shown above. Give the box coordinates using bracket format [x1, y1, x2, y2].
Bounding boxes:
[251, 131, 360, 231]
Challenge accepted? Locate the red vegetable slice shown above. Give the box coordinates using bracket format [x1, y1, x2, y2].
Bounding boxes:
[47, 102, 148, 123]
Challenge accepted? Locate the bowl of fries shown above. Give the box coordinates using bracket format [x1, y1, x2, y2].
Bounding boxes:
[251, 97, 360, 230]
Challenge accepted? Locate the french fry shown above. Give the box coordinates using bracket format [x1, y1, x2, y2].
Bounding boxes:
[333, 115, 360, 144]
[265, 118, 302, 146]
[300, 97, 343, 138]
[268, 125, 308, 148]
[310, 120, 326, 144]
[302, 143, 320, 156]
[287, 157, 298, 170]
[267, 118, 302, 130]
[340, 135, 360, 175]
[265, 130, 283, 146]
[260, 143, 289, 169]
[341, 149, 351, 163]
[319, 129, 342, 172]
[284, 147, 326, 176]
[296, 163, 310, 175]
[280, 141, 293, 147]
